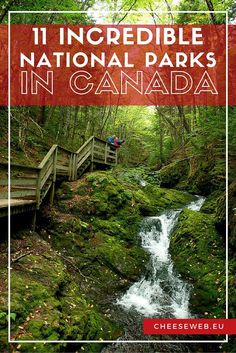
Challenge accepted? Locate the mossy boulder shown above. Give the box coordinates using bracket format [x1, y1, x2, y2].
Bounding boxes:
[0, 233, 120, 351]
[46, 215, 148, 301]
[186, 158, 218, 195]
[170, 209, 225, 318]
[54, 171, 194, 255]
[211, 181, 236, 254]
[157, 155, 225, 196]
[57, 170, 194, 219]
[113, 166, 160, 186]
[157, 160, 189, 189]
[200, 190, 222, 215]
[93, 233, 148, 281]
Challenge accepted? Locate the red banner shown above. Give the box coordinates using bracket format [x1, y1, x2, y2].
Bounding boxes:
[0, 24, 236, 106]
[143, 319, 236, 335]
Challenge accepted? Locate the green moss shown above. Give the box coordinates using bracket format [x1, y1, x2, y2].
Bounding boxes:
[57, 170, 194, 225]
[94, 234, 148, 281]
[48, 217, 92, 256]
[156, 154, 225, 195]
[201, 191, 222, 214]
[60, 282, 120, 341]
[0, 231, 121, 346]
[0, 311, 7, 328]
[76, 180, 91, 196]
[170, 209, 225, 317]
[92, 219, 128, 239]
[10, 273, 52, 321]
[0, 330, 8, 352]
[229, 187, 236, 257]
[16, 342, 61, 353]
[157, 160, 189, 188]
[145, 185, 194, 211]
[113, 166, 160, 186]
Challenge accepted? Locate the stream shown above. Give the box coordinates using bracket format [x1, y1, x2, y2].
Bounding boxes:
[102, 196, 206, 352]
[116, 196, 205, 319]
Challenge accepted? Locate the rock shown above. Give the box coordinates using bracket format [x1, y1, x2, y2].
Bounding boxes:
[157, 159, 189, 189]
[170, 209, 225, 318]
[157, 156, 225, 196]
[0, 234, 120, 352]
[200, 191, 220, 214]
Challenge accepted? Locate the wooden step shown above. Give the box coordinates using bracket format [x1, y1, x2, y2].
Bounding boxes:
[11, 186, 37, 190]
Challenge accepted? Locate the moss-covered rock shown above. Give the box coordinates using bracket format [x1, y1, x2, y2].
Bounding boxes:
[45, 215, 148, 302]
[170, 209, 225, 318]
[59, 170, 194, 218]
[200, 191, 222, 215]
[157, 154, 225, 196]
[157, 159, 189, 189]
[0, 233, 120, 352]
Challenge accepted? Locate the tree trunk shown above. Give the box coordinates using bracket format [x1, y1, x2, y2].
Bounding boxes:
[38, 106, 46, 126]
[205, 0, 217, 23]
[0, 0, 16, 23]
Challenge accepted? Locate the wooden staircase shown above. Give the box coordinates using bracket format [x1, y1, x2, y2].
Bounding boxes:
[0, 136, 117, 220]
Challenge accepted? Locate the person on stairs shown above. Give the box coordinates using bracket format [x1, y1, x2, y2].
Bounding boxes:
[107, 135, 115, 144]
[114, 136, 125, 148]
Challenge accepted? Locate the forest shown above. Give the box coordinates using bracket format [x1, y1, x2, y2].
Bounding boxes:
[0, 0, 236, 353]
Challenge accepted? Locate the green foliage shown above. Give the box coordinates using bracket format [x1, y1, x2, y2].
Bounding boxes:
[9, 312, 17, 321]
[1, 0, 95, 24]
[0, 311, 7, 328]
[0, 311, 6, 319]
[177, 0, 234, 24]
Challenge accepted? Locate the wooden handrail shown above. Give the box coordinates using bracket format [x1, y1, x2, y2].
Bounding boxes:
[0, 162, 40, 171]
[57, 145, 74, 154]
[94, 136, 107, 144]
[76, 136, 94, 154]
[38, 144, 57, 169]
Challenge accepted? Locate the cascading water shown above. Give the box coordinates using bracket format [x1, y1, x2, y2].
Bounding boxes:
[116, 196, 205, 319]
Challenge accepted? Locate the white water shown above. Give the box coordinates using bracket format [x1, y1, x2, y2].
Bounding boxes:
[117, 196, 205, 319]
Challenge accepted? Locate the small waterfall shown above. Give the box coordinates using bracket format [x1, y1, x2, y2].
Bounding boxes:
[116, 196, 205, 319]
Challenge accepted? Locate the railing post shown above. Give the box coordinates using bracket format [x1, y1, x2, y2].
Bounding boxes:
[34, 167, 42, 229]
[74, 153, 78, 180]
[36, 169, 42, 210]
[50, 147, 57, 205]
[115, 148, 118, 165]
[71, 153, 76, 181]
[31, 211, 37, 231]
[69, 153, 73, 181]
[72, 154, 75, 180]
[90, 137, 95, 171]
[105, 142, 108, 164]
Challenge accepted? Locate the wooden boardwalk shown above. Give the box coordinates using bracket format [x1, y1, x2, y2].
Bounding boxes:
[0, 136, 117, 220]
